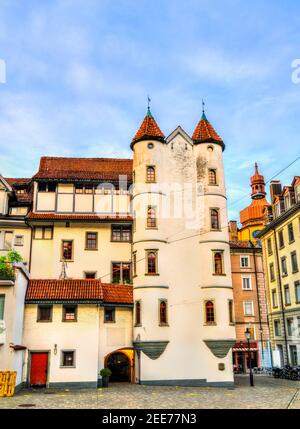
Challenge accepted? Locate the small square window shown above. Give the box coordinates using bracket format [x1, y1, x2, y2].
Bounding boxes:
[240, 256, 249, 268]
[61, 351, 75, 367]
[37, 305, 52, 322]
[84, 272, 96, 279]
[14, 235, 24, 246]
[63, 305, 77, 322]
[104, 308, 115, 323]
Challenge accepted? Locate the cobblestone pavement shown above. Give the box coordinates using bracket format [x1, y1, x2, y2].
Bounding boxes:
[1, 376, 300, 409]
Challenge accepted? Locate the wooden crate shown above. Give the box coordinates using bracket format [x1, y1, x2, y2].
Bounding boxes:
[0, 371, 17, 397]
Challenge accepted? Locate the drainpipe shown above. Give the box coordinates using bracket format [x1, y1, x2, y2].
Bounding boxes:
[273, 227, 289, 365]
[25, 219, 33, 273]
[252, 244, 265, 364]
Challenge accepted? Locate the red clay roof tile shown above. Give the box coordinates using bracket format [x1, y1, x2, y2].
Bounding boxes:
[33, 157, 133, 181]
[192, 113, 224, 148]
[27, 212, 133, 221]
[131, 110, 165, 147]
[25, 279, 133, 305]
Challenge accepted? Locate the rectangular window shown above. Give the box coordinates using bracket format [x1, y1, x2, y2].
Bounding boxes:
[84, 271, 96, 279]
[37, 305, 52, 322]
[14, 235, 24, 246]
[62, 240, 73, 260]
[208, 169, 217, 185]
[3, 232, 13, 250]
[146, 250, 158, 275]
[290, 345, 298, 366]
[111, 225, 132, 242]
[278, 230, 284, 248]
[295, 281, 300, 304]
[104, 307, 115, 323]
[287, 318, 294, 337]
[281, 257, 288, 276]
[228, 300, 234, 324]
[291, 251, 299, 273]
[159, 300, 168, 326]
[213, 251, 224, 275]
[210, 209, 220, 230]
[242, 276, 252, 290]
[63, 305, 77, 322]
[85, 232, 97, 250]
[61, 351, 75, 367]
[146, 166, 156, 183]
[267, 238, 273, 255]
[0, 295, 5, 320]
[205, 300, 215, 323]
[147, 206, 157, 228]
[288, 223, 295, 243]
[34, 226, 53, 240]
[133, 252, 137, 277]
[112, 262, 131, 284]
[269, 263, 275, 282]
[244, 301, 254, 316]
[274, 320, 281, 337]
[240, 256, 249, 268]
[284, 285, 291, 306]
[272, 289, 278, 308]
[135, 301, 141, 326]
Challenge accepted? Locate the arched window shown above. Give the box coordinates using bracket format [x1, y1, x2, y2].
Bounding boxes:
[135, 301, 141, 326]
[208, 169, 217, 185]
[214, 252, 223, 275]
[147, 206, 157, 228]
[205, 301, 215, 323]
[211, 209, 219, 230]
[146, 166, 156, 183]
[159, 300, 168, 325]
[147, 251, 157, 274]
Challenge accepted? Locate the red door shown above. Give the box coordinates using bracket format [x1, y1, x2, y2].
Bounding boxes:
[30, 353, 48, 386]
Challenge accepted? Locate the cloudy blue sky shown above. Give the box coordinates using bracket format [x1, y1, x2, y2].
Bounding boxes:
[0, 0, 300, 222]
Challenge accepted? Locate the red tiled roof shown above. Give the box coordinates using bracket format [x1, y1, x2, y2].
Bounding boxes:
[192, 113, 224, 148]
[102, 283, 133, 304]
[4, 178, 33, 205]
[33, 157, 133, 181]
[27, 212, 133, 222]
[131, 110, 165, 147]
[26, 279, 134, 305]
[240, 198, 270, 226]
[26, 279, 103, 301]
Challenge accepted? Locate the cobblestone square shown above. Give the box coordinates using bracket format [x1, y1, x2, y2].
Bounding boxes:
[1, 376, 300, 409]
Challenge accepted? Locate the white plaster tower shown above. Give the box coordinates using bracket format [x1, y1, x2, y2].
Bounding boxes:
[131, 105, 235, 386]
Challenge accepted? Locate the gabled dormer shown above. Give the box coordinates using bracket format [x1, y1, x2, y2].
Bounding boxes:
[0, 176, 13, 215]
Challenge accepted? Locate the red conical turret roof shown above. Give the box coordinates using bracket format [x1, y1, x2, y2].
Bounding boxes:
[192, 111, 225, 150]
[131, 108, 165, 149]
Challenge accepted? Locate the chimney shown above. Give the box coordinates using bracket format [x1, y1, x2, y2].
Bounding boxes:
[270, 180, 282, 203]
[228, 220, 238, 241]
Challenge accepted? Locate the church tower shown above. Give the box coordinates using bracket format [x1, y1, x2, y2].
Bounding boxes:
[239, 163, 270, 243]
[131, 105, 235, 386]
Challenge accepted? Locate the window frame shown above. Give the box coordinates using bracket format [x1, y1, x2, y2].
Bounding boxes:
[61, 239, 74, 261]
[146, 206, 157, 229]
[134, 300, 141, 327]
[269, 262, 275, 282]
[61, 350, 76, 368]
[274, 319, 281, 337]
[291, 251, 299, 273]
[104, 307, 116, 323]
[111, 225, 132, 242]
[242, 275, 252, 290]
[62, 305, 78, 322]
[33, 226, 53, 240]
[208, 169, 217, 186]
[243, 301, 254, 316]
[158, 299, 168, 326]
[0, 295, 5, 320]
[213, 250, 225, 276]
[288, 222, 295, 243]
[240, 255, 250, 268]
[278, 229, 285, 249]
[210, 208, 220, 230]
[281, 256, 288, 277]
[111, 261, 132, 284]
[272, 289, 278, 308]
[145, 249, 159, 275]
[37, 305, 53, 323]
[85, 231, 98, 251]
[84, 271, 97, 279]
[295, 281, 300, 304]
[204, 300, 216, 325]
[228, 299, 234, 324]
[267, 238, 273, 255]
[146, 165, 156, 183]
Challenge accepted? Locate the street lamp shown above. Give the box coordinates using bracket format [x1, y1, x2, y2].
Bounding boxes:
[245, 328, 254, 387]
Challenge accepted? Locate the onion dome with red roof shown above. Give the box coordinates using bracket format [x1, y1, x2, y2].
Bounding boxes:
[130, 107, 165, 149]
[240, 163, 270, 227]
[192, 108, 225, 151]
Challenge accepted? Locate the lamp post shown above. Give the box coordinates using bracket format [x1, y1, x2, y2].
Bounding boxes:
[245, 328, 254, 386]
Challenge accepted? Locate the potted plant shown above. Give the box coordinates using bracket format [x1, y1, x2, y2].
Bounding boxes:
[0, 250, 23, 280]
[100, 368, 112, 388]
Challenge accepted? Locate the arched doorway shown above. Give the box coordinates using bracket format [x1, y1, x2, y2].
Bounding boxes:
[106, 352, 131, 382]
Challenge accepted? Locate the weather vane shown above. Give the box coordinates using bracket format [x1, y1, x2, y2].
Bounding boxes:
[202, 99, 205, 113]
[147, 95, 151, 111]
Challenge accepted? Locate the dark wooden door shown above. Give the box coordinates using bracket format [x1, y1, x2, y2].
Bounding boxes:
[30, 353, 48, 386]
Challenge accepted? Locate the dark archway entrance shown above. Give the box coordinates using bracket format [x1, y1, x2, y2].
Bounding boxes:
[106, 352, 130, 382]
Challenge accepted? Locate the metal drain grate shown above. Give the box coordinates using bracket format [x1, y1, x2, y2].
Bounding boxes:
[18, 404, 36, 408]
